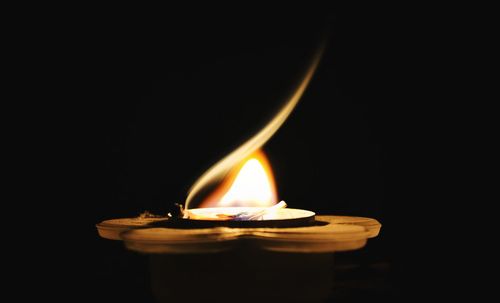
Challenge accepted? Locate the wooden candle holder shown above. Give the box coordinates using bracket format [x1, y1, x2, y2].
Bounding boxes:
[97, 215, 381, 254]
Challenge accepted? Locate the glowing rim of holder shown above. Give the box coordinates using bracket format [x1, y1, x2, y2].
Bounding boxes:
[185, 207, 316, 221]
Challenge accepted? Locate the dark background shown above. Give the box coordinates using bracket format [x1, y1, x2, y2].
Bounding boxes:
[45, 5, 436, 303]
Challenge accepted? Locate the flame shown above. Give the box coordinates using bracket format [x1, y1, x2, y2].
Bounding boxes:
[198, 150, 277, 208]
[185, 45, 324, 210]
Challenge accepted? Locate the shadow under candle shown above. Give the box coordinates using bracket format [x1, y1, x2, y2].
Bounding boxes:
[148, 243, 334, 303]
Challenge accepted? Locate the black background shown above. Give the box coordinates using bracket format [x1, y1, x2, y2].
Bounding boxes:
[38, 5, 442, 303]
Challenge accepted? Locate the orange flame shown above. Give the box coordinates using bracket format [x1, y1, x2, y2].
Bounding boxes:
[184, 45, 324, 211]
[198, 150, 277, 208]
